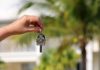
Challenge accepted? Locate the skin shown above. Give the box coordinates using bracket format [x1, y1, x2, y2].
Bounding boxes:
[0, 15, 43, 41]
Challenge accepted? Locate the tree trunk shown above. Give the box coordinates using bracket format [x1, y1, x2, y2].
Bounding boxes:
[80, 40, 86, 70]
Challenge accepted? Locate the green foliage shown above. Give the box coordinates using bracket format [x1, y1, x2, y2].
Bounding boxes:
[0, 59, 6, 70]
[34, 39, 79, 70]
[44, 0, 100, 37]
[11, 32, 36, 45]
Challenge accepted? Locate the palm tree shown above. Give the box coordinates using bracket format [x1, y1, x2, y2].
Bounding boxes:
[16, 0, 100, 70]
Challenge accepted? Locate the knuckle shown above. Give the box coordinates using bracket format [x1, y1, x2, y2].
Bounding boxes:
[22, 15, 40, 22]
[34, 16, 39, 21]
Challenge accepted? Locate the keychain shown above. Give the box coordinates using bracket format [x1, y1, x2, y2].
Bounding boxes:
[36, 33, 46, 52]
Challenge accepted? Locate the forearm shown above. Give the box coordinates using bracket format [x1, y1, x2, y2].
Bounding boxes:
[0, 26, 11, 41]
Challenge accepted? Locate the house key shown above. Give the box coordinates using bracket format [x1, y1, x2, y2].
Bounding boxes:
[36, 33, 46, 52]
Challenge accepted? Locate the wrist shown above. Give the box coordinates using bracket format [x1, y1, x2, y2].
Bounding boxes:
[0, 26, 12, 38]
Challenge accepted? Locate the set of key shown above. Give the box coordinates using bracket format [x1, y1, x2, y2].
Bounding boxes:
[36, 33, 46, 52]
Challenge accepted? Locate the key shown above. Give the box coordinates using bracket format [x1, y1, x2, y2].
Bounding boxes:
[36, 33, 46, 52]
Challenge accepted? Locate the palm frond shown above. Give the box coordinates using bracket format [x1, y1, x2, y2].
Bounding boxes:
[18, 2, 33, 14]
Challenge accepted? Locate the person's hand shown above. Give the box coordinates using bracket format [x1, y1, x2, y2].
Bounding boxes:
[3, 15, 43, 35]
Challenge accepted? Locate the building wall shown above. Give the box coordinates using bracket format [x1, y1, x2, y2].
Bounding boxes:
[5, 62, 35, 70]
[6, 63, 21, 70]
[93, 53, 99, 70]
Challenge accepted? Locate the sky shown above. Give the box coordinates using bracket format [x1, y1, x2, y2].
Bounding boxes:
[0, 0, 21, 20]
[0, 0, 40, 21]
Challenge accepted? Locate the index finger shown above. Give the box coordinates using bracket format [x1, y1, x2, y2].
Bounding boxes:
[29, 16, 43, 29]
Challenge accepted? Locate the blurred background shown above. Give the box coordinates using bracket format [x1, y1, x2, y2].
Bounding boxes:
[0, 0, 100, 70]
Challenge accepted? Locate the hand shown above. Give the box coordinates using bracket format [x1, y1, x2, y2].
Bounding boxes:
[0, 15, 43, 41]
[4, 15, 43, 35]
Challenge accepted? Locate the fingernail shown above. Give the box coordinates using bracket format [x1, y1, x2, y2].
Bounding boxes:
[39, 29, 42, 32]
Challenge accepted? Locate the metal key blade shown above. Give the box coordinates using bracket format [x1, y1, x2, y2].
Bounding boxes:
[40, 45, 42, 52]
